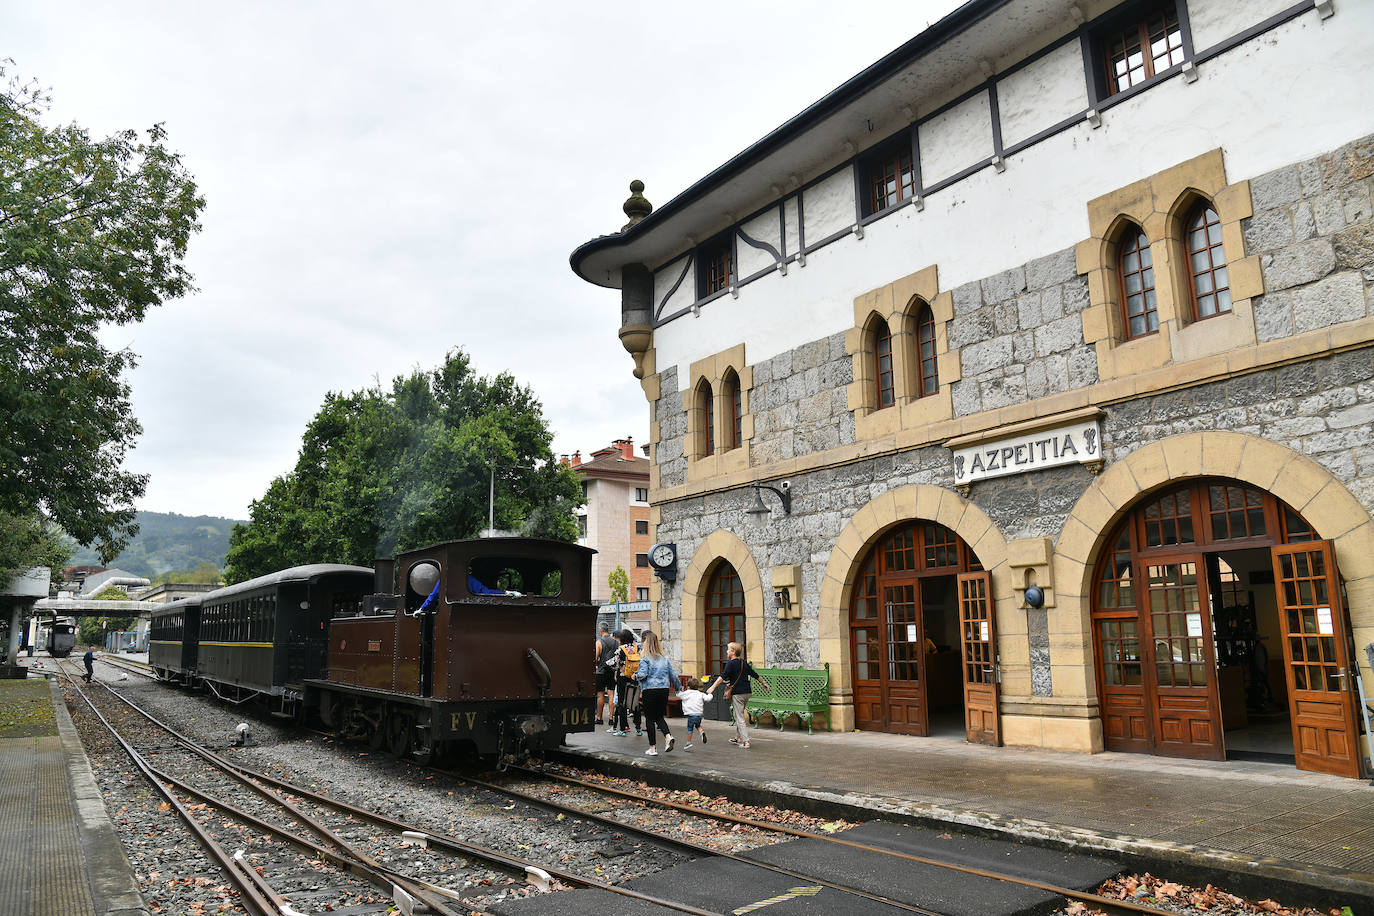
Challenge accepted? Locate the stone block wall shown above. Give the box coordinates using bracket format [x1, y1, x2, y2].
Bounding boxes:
[1249, 134, 1374, 341]
[948, 248, 1098, 417]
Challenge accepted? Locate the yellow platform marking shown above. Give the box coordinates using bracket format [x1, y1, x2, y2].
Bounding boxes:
[733, 885, 822, 914]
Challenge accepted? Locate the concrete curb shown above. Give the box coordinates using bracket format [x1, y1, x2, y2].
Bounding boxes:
[50, 677, 151, 916]
[553, 746, 1374, 911]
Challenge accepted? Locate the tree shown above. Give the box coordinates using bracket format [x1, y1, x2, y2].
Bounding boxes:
[0, 66, 204, 564]
[80, 587, 133, 646]
[0, 510, 71, 592]
[608, 565, 629, 605]
[151, 562, 221, 585]
[225, 349, 584, 582]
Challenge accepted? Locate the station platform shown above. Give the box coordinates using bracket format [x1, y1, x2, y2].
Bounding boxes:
[0, 673, 147, 916]
[561, 715, 1374, 907]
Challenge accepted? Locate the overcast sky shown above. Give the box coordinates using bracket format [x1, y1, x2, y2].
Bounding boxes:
[8, 1, 959, 521]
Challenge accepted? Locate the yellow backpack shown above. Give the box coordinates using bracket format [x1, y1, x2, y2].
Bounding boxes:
[620, 645, 640, 680]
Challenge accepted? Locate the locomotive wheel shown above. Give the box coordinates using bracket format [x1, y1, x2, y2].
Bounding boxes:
[329, 699, 348, 740]
[367, 718, 386, 752]
[385, 714, 411, 758]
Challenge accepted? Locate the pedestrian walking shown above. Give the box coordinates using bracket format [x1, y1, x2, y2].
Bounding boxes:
[593, 624, 619, 725]
[706, 642, 769, 749]
[611, 629, 643, 737]
[635, 630, 681, 756]
[676, 677, 713, 749]
[82, 648, 94, 684]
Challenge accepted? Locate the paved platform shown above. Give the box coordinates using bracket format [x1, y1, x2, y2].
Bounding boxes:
[561, 717, 1374, 908]
[0, 673, 147, 916]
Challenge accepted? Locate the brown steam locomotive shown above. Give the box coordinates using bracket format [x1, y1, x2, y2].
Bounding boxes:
[151, 537, 599, 763]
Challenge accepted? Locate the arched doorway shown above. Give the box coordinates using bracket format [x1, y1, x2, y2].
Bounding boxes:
[849, 521, 996, 741]
[1092, 478, 1362, 776]
[704, 561, 745, 721]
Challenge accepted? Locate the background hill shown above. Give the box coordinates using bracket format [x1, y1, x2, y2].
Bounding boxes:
[68, 511, 244, 578]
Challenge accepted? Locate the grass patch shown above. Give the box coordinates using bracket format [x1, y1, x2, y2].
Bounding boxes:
[0, 679, 58, 738]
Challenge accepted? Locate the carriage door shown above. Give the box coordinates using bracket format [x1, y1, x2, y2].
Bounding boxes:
[881, 580, 929, 736]
[1271, 542, 1360, 777]
[958, 572, 1000, 745]
[1144, 556, 1224, 760]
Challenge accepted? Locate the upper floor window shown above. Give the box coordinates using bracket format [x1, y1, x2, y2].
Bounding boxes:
[634, 520, 649, 535]
[1101, 2, 1184, 97]
[913, 303, 938, 398]
[636, 587, 650, 601]
[578, 515, 587, 536]
[698, 234, 732, 298]
[873, 319, 895, 408]
[722, 369, 742, 450]
[698, 380, 716, 456]
[1185, 203, 1231, 320]
[862, 138, 917, 215]
[636, 553, 650, 568]
[634, 487, 649, 502]
[1117, 223, 1158, 339]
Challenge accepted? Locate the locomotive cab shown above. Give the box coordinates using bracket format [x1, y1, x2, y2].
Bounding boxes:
[318, 537, 598, 762]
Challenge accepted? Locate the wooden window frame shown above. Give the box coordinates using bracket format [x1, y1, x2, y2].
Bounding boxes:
[1117, 224, 1158, 339]
[1184, 202, 1232, 321]
[698, 234, 733, 298]
[697, 380, 715, 457]
[863, 138, 918, 216]
[873, 320, 895, 409]
[1099, 1, 1185, 98]
[914, 303, 938, 398]
[723, 370, 742, 450]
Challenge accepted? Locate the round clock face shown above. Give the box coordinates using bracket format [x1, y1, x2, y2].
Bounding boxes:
[650, 543, 676, 568]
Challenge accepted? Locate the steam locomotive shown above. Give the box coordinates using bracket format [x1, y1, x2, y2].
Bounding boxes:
[149, 537, 598, 761]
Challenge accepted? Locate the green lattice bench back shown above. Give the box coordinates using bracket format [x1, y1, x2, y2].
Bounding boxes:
[744, 664, 830, 733]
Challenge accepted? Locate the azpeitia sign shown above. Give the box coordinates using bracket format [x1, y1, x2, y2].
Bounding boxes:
[952, 417, 1102, 486]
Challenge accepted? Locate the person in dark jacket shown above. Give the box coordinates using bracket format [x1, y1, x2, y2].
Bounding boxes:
[706, 642, 769, 748]
[82, 649, 94, 684]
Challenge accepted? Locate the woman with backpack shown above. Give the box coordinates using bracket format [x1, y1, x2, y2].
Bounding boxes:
[611, 629, 643, 737]
[634, 630, 681, 756]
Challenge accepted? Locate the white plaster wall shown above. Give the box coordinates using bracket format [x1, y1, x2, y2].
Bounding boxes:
[997, 40, 1088, 148]
[1189, 0, 1294, 52]
[654, 255, 692, 317]
[738, 210, 781, 278]
[802, 166, 856, 243]
[652, 6, 1373, 387]
[783, 197, 801, 257]
[919, 90, 994, 185]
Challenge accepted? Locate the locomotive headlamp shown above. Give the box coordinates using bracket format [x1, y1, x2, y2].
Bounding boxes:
[408, 561, 440, 597]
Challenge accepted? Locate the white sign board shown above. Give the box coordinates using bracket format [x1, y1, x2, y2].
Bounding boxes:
[1316, 606, 1334, 636]
[952, 418, 1102, 486]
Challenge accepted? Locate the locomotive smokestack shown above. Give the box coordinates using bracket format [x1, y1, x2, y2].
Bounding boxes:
[374, 558, 395, 595]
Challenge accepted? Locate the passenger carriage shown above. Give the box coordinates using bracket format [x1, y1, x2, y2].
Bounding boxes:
[149, 597, 202, 684]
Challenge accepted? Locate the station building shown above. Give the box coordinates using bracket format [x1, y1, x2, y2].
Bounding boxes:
[570, 0, 1374, 777]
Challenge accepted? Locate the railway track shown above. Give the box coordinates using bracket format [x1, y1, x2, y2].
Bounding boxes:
[57, 664, 1189, 916]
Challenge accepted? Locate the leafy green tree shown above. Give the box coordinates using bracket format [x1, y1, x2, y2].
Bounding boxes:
[80, 589, 133, 647]
[0, 67, 204, 564]
[0, 511, 71, 592]
[608, 565, 629, 605]
[225, 349, 583, 582]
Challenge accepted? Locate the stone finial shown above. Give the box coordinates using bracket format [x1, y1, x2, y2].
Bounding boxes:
[621, 179, 652, 231]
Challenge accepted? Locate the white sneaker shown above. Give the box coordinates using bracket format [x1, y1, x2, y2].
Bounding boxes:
[645, 747, 658, 756]
[685, 743, 693, 750]
[665, 735, 675, 753]
[606, 727, 616, 733]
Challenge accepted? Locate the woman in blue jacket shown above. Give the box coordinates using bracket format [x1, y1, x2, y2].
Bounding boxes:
[635, 630, 681, 756]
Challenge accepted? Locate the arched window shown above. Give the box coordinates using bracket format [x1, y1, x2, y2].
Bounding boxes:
[722, 369, 742, 450]
[914, 303, 938, 398]
[1185, 203, 1231, 320]
[705, 562, 745, 677]
[1117, 223, 1157, 339]
[873, 319, 895, 408]
[697, 380, 715, 457]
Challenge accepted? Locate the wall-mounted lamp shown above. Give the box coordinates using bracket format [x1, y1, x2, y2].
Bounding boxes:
[1024, 585, 1045, 609]
[745, 481, 791, 523]
[773, 588, 791, 613]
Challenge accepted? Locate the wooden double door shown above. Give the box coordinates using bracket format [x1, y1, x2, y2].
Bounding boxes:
[1094, 481, 1362, 777]
[849, 522, 1000, 745]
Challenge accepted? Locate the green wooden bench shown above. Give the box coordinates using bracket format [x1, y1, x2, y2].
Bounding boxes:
[743, 664, 830, 733]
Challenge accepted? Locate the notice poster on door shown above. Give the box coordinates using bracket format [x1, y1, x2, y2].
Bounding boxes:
[907, 624, 918, 643]
[1316, 606, 1334, 635]
[1186, 613, 1203, 638]
[980, 621, 990, 642]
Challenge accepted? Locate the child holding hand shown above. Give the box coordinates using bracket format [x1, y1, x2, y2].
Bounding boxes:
[676, 677, 714, 749]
